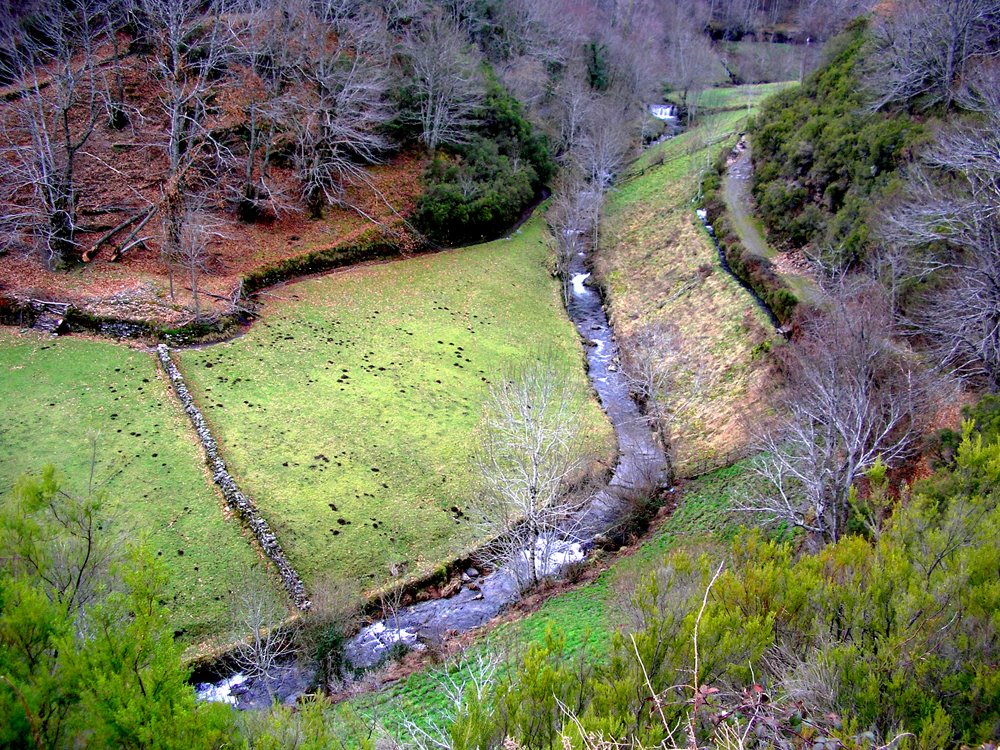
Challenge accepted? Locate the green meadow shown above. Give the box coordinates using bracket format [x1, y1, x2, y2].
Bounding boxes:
[0, 332, 279, 646]
[177, 215, 615, 594]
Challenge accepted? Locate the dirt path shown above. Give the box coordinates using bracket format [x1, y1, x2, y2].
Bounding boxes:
[723, 143, 820, 305]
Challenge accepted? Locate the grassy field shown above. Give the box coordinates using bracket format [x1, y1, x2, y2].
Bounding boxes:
[692, 82, 796, 111]
[0, 331, 281, 646]
[348, 460, 760, 735]
[177, 215, 615, 595]
[600, 85, 796, 472]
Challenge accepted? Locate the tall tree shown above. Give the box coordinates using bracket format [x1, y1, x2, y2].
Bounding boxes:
[279, 0, 393, 217]
[136, 0, 232, 295]
[741, 282, 935, 545]
[867, 0, 1000, 111]
[470, 359, 593, 591]
[881, 73, 1000, 388]
[401, 8, 484, 153]
[0, 0, 104, 267]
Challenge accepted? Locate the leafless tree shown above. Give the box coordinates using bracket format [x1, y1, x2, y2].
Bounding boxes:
[279, 1, 394, 217]
[0, 0, 104, 266]
[400, 645, 505, 750]
[740, 281, 936, 546]
[470, 358, 594, 592]
[880, 77, 1000, 388]
[547, 170, 600, 295]
[661, 2, 718, 120]
[551, 68, 596, 156]
[401, 8, 484, 153]
[620, 322, 679, 478]
[866, 0, 1000, 111]
[134, 0, 233, 293]
[173, 206, 226, 319]
[797, 0, 874, 42]
[229, 566, 295, 689]
[225, 0, 300, 222]
[575, 96, 634, 194]
[97, 0, 136, 130]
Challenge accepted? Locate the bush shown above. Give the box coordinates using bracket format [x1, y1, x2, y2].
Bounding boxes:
[453, 428, 1000, 748]
[749, 20, 924, 266]
[413, 68, 553, 245]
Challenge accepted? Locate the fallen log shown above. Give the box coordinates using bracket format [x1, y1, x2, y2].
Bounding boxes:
[109, 207, 157, 262]
[84, 206, 154, 262]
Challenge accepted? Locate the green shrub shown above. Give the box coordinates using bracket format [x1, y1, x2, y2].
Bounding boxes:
[452, 428, 1000, 748]
[413, 68, 553, 245]
[749, 20, 924, 266]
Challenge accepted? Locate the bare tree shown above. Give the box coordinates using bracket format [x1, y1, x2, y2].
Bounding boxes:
[880, 78, 1000, 387]
[401, 8, 484, 153]
[279, 1, 394, 217]
[575, 96, 634, 194]
[97, 0, 136, 130]
[229, 567, 295, 690]
[662, 2, 719, 121]
[174, 207, 225, 319]
[866, 0, 1000, 111]
[470, 358, 594, 592]
[135, 0, 233, 292]
[0, 0, 104, 266]
[226, 0, 299, 222]
[741, 281, 935, 545]
[400, 645, 505, 750]
[547, 170, 601, 296]
[620, 322, 679, 478]
[797, 0, 874, 42]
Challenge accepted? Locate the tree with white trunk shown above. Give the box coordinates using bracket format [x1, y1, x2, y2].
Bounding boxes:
[400, 8, 484, 153]
[470, 359, 594, 592]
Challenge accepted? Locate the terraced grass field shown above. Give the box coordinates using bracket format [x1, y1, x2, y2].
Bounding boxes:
[177, 215, 615, 595]
[600, 86, 796, 471]
[0, 331, 280, 646]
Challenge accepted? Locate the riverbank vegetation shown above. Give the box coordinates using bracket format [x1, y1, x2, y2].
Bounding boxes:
[597, 91, 784, 472]
[421, 414, 1000, 749]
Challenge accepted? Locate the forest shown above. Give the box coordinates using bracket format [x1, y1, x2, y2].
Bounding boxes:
[1, 0, 999, 747]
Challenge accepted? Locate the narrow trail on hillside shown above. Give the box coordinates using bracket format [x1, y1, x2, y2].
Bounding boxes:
[721, 144, 819, 307]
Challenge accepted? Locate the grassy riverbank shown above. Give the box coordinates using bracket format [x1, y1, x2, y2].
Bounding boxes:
[344, 460, 759, 735]
[0, 331, 280, 645]
[598, 83, 795, 472]
[177, 215, 615, 595]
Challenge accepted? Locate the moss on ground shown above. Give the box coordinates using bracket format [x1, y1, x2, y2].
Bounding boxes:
[0, 330, 281, 647]
[177, 215, 614, 596]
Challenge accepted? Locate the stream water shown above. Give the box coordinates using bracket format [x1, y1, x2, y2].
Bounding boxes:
[195, 222, 669, 706]
[340, 243, 668, 670]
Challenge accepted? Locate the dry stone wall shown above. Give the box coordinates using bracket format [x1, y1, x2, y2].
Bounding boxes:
[156, 345, 310, 610]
